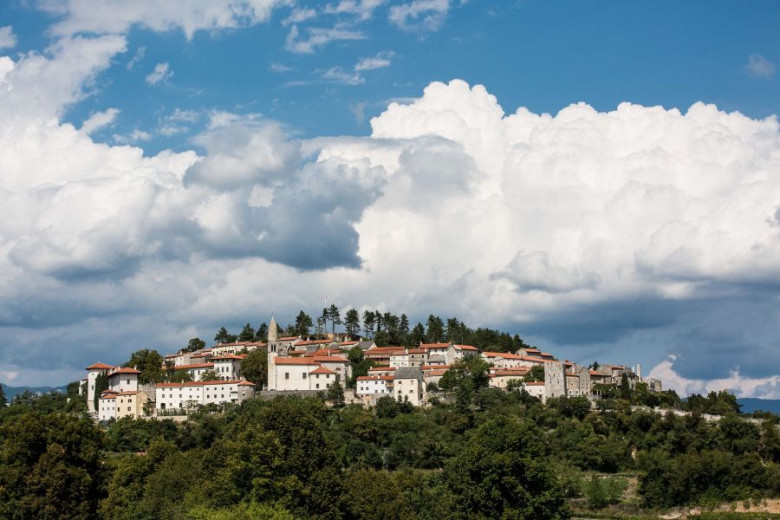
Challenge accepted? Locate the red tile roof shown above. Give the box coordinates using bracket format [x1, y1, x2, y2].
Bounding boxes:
[310, 366, 337, 375]
[420, 342, 450, 350]
[525, 381, 545, 386]
[305, 348, 342, 357]
[357, 375, 394, 381]
[86, 362, 114, 370]
[483, 352, 522, 359]
[274, 357, 321, 365]
[455, 344, 479, 351]
[313, 356, 350, 364]
[156, 379, 247, 388]
[172, 362, 214, 370]
[296, 339, 332, 346]
[212, 354, 245, 361]
[109, 367, 141, 376]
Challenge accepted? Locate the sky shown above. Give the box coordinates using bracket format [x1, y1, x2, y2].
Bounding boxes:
[1, 0, 779, 398]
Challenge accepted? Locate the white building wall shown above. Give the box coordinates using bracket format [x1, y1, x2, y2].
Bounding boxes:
[356, 378, 391, 395]
[394, 378, 422, 406]
[98, 395, 116, 421]
[108, 373, 139, 393]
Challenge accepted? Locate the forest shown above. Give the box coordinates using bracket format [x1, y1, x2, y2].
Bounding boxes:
[0, 377, 779, 520]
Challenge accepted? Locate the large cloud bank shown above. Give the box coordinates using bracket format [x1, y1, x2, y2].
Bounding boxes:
[1, 34, 779, 396]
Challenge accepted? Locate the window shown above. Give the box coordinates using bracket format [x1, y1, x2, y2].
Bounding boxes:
[285, 372, 289, 380]
[128, 407, 131, 411]
[316, 384, 320, 389]
[302, 373, 307, 379]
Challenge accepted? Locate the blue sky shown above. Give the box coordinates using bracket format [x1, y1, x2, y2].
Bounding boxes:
[0, 0, 779, 396]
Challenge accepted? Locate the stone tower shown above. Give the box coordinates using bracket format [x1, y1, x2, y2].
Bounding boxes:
[268, 316, 278, 350]
[544, 361, 567, 399]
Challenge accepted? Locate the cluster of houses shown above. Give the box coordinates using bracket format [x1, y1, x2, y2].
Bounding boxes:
[83, 317, 662, 422]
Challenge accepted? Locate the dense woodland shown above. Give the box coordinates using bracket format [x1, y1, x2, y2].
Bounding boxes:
[1, 372, 779, 520]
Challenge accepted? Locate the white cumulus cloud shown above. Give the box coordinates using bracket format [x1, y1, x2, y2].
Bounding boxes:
[648, 357, 780, 399]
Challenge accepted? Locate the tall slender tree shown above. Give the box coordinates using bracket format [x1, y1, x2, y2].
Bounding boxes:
[344, 309, 361, 338]
[294, 311, 313, 337]
[426, 315, 445, 343]
[362, 310, 376, 338]
[327, 304, 341, 335]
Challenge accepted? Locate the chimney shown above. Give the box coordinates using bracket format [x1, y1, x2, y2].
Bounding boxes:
[636, 364, 642, 380]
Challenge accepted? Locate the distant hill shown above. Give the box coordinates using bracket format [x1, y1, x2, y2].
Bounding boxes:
[738, 398, 780, 415]
[1, 383, 67, 400]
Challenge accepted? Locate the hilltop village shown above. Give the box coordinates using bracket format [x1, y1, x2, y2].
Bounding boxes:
[83, 316, 663, 422]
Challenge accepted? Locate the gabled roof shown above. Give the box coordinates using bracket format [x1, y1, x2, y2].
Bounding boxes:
[86, 362, 114, 371]
[156, 379, 248, 388]
[212, 354, 245, 361]
[455, 344, 479, 351]
[296, 338, 332, 346]
[109, 367, 141, 376]
[171, 362, 214, 370]
[306, 348, 342, 357]
[313, 356, 350, 364]
[366, 346, 405, 353]
[524, 381, 545, 386]
[483, 352, 522, 359]
[368, 366, 395, 372]
[310, 366, 336, 375]
[420, 342, 450, 350]
[357, 375, 394, 381]
[274, 357, 321, 365]
[395, 366, 423, 380]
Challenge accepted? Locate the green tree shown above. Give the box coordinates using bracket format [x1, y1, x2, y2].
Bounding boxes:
[619, 373, 631, 400]
[94, 372, 109, 411]
[410, 322, 426, 345]
[525, 365, 545, 383]
[344, 469, 416, 520]
[317, 309, 328, 337]
[0, 383, 6, 406]
[442, 416, 569, 519]
[255, 322, 268, 342]
[168, 370, 193, 383]
[327, 304, 341, 335]
[362, 310, 376, 338]
[347, 346, 372, 388]
[214, 327, 237, 344]
[0, 410, 104, 520]
[426, 315, 445, 343]
[294, 310, 313, 337]
[185, 337, 206, 353]
[125, 349, 165, 385]
[241, 349, 268, 389]
[200, 369, 220, 382]
[344, 308, 361, 338]
[238, 323, 255, 342]
[327, 380, 346, 408]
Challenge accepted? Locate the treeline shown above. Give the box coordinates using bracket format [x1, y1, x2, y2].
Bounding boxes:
[207, 307, 529, 351]
[1, 380, 779, 519]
